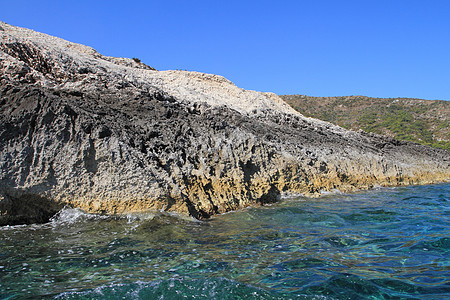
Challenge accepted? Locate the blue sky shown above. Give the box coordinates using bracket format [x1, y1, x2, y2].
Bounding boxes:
[1, 0, 450, 100]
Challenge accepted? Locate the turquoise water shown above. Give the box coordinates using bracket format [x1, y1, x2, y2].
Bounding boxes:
[0, 183, 449, 299]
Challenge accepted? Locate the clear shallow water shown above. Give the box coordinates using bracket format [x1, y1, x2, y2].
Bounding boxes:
[0, 184, 449, 299]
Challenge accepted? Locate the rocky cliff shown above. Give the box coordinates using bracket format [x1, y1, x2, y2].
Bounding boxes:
[1, 22, 449, 225]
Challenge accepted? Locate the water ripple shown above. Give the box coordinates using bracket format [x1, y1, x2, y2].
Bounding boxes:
[0, 183, 448, 299]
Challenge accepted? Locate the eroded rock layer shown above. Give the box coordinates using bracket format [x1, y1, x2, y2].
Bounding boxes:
[1, 22, 449, 225]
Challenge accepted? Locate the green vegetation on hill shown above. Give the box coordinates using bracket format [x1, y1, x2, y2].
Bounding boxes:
[280, 95, 450, 151]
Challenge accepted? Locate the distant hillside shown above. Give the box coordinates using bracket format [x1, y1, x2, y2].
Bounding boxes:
[280, 95, 450, 151]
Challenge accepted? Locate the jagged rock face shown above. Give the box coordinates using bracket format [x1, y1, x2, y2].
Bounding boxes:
[1, 22, 449, 225]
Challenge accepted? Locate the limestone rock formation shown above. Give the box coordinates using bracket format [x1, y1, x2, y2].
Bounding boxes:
[1, 22, 449, 225]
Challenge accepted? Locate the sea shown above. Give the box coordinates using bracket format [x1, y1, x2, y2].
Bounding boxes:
[0, 183, 449, 299]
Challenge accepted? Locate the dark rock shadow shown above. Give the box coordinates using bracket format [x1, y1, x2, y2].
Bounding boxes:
[0, 191, 63, 226]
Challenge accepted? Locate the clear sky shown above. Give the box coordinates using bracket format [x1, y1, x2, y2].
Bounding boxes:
[1, 0, 449, 100]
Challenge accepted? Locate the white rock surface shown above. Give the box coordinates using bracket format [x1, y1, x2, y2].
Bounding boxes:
[0, 21, 298, 116]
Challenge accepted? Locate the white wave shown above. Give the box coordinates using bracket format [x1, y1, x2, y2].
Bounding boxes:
[50, 207, 106, 225]
[124, 211, 157, 223]
[320, 189, 344, 196]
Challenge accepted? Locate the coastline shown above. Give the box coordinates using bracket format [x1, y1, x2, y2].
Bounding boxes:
[1, 22, 449, 225]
